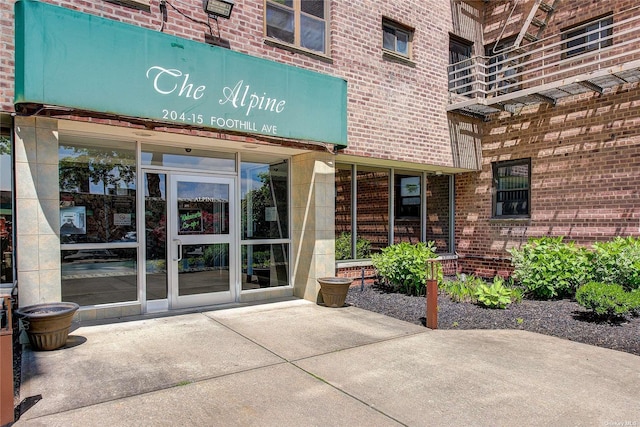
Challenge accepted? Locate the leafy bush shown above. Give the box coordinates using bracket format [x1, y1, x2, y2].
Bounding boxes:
[371, 241, 441, 296]
[575, 282, 639, 320]
[441, 274, 523, 309]
[440, 274, 483, 303]
[335, 232, 372, 260]
[590, 237, 640, 291]
[630, 291, 640, 316]
[475, 285, 511, 309]
[509, 237, 592, 299]
[474, 276, 518, 309]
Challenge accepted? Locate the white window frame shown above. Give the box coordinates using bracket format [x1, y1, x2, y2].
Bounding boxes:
[382, 18, 413, 59]
[264, 0, 329, 56]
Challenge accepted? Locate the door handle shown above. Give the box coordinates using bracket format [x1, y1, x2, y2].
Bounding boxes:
[174, 239, 183, 262]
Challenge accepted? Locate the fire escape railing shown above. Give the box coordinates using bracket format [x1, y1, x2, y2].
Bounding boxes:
[448, 6, 640, 111]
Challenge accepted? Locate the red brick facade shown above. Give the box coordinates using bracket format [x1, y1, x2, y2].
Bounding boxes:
[2, 0, 639, 280]
[454, 0, 640, 276]
[1, 0, 459, 168]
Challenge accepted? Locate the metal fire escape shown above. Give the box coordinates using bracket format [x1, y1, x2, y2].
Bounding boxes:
[448, 2, 640, 119]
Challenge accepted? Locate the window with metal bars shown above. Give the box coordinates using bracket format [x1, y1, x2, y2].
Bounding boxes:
[492, 159, 531, 218]
[562, 14, 613, 58]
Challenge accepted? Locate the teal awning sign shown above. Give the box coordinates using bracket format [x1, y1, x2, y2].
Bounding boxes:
[14, 1, 347, 146]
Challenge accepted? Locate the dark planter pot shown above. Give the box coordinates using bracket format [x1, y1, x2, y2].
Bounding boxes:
[16, 302, 79, 351]
[254, 268, 271, 288]
[318, 277, 353, 308]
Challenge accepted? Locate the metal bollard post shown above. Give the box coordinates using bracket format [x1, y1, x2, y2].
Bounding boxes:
[426, 260, 438, 329]
[1, 295, 14, 425]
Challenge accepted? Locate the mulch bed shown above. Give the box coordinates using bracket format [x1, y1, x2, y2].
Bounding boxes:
[346, 284, 640, 357]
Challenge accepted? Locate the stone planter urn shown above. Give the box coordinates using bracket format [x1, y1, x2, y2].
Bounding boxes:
[317, 277, 353, 308]
[16, 302, 79, 351]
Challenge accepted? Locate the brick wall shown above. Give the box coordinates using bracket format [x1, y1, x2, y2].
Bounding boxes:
[482, 0, 640, 88]
[1, 0, 460, 168]
[455, 85, 640, 277]
[453, 0, 640, 277]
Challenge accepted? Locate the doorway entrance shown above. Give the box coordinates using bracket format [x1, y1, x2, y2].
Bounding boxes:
[145, 172, 236, 311]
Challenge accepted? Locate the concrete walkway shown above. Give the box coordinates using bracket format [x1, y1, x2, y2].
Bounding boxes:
[15, 299, 640, 426]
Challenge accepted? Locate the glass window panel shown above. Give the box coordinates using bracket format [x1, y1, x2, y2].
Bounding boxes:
[241, 243, 289, 289]
[449, 37, 473, 94]
[301, 0, 324, 19]
[59, 138, 136, 244]
[178, 243, 229, 296]
[141, 145, 235, 172]
[177, 181, 229, 235]
[271, 0, 293, 6]
[0, 125, 12, 285]
[396, 31, 408, 54]
[335, 165, 353, 260]
[426, 175, 451, 253]
[564, 16, 612, 57]
[241, 160, 288, 240]
[394, 174, 421, 245]
[145, 173, 167, 301]
[356, 168, 389, 253]
[301, 14, 325, 52]
[61, 248, 137, 305]
[383, 27, 396, 51]
[266, 3, 295, 44]
[494, 160, 530, 217]
[485, 37, 519, 93]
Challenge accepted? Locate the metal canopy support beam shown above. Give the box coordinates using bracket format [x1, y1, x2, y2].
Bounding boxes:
[578, 80, 604, 94]
[530, 93, 557, 105]
[450, 108, 488, 121]
[612, 74, 630, 84]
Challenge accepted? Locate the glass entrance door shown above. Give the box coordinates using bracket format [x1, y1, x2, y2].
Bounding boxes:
[169, 174, 235, 308]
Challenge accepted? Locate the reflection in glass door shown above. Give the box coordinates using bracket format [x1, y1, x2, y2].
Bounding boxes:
[145, 172, 168, 308]
[170, 175, 235, 308]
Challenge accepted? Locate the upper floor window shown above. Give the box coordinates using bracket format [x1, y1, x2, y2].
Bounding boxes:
[265, 0, 327, 54]
[492, 159, 531, 218]
[449, 35, 473, 95]
[562, 14, 613, 58]
[383, 18, 413, 58]
[485, 37, 519, 95]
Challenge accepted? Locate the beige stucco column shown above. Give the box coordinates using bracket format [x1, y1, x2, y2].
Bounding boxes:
[14, 117, 61, 306]
[290, 151, 335, 302]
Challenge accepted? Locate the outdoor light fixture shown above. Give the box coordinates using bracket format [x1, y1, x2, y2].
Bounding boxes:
[203, 0, 234, 19]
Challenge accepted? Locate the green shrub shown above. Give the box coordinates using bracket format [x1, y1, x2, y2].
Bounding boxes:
[590, 237, 640, 291]
[371, 241, 441, 295]
[575, 282, 639, 320]
[630, 291, 640, 316]
[509, 236, 592, 299]
[440, 273, 483, 303]
[441, 274, 523, 308]
[509, 284, 524, 304]
[474, 276, 515, 309]
[335, 232, 372, 260]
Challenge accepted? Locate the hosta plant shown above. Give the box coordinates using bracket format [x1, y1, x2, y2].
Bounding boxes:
[474, 276, 513, 309]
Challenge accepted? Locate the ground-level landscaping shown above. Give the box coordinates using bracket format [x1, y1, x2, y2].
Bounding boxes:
[346, 284, 640, 356]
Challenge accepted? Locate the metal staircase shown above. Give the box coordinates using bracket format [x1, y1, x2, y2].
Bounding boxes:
[488, 0, 559, 98]
[448, 3, 640, 119]
[512, 0, 559, 51]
